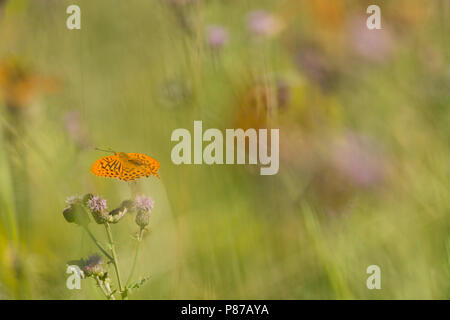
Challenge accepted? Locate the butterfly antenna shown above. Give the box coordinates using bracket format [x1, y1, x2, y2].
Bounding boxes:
[95, 147, 116, 154]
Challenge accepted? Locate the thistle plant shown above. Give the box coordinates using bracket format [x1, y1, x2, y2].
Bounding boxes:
[63, 193, 154, 299]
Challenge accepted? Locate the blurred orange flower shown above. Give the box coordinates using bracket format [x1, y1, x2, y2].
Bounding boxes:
[0, 57, 58, 109]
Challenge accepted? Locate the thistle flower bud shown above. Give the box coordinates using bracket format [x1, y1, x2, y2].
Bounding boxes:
[105, 199, 134, 224]
[134, 195, 154, 229]
[82, 193, 94, 206]
[108, 206, 128, 224]
[66, 259, 86, 279]
[82, 254, 105, 278]
[86, 195, 108, 224]
[63, 195, 90, 226]
[63, 207, 75, 223]
[135, 210, 150, 229]
[120, 199, 135, 211]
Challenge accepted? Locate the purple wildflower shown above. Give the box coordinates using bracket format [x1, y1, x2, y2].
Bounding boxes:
[206, 25, 229, 50]
[349, 16, 394, 63]
[246, 10, 280, 37]
[331, 133, 386, 188]
[63, 110, 90, 149]
[87, 195, 107, 213]
[135, 195, 154, 213]
[82, 254, 104, 277]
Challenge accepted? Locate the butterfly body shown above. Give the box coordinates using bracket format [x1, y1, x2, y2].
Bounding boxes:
[91, 152, 160, 181]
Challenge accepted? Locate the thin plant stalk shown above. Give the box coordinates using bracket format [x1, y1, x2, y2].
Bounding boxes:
[104, 222, 126, 299]
[103, 280, 115, 300]
[83, 225, 113, 262]
[95, 276, 114, 300]
[126, 227, 145, 286]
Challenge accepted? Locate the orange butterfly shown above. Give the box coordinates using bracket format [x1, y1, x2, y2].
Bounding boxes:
[91, 151, 160, 182]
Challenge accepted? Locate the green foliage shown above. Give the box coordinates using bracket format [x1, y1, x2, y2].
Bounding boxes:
[0, 0, 449, 299]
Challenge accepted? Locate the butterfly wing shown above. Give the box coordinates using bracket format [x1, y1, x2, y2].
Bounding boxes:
[90, 155, 123, 178]
[120, 153, 160, 181]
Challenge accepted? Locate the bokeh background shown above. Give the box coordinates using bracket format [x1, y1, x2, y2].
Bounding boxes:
[0, 0, 449, 299]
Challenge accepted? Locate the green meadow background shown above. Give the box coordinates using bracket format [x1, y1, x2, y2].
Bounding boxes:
[0, 0, 449, 299]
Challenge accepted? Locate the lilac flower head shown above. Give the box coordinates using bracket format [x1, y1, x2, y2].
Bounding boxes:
[246, 10, 280, 37]
[87, 195, 107, 213]
[206, 25, 229, 50]
[135, 195, 154, 213]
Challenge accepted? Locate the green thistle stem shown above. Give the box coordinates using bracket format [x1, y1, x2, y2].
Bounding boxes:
[104, 222, 126, 299]
[126, 227, 145, 286]
[83, 226, 113, 261]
